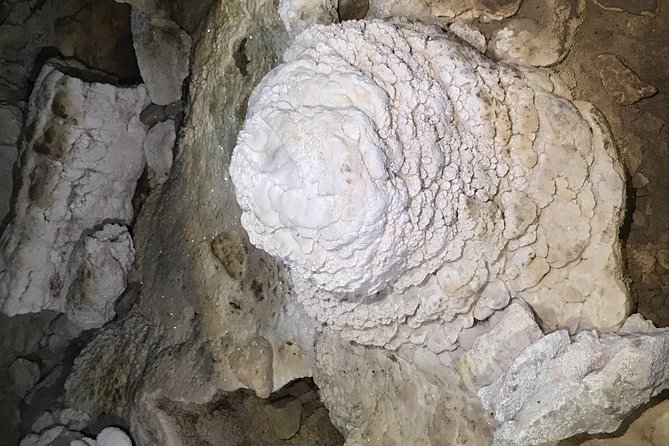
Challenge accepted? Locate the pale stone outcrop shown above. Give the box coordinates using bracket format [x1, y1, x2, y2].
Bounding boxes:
[0, 61, 146, 323]
[479, 317, 669, 446]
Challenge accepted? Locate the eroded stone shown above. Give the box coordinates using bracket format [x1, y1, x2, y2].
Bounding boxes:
[595, 54, 658, 105]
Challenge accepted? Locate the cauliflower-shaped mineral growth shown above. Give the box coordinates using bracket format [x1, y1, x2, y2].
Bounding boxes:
[230, 20, 629, 349]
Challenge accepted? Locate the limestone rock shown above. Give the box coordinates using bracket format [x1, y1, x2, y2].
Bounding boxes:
[0, 102, 22, 220]
[479, 321, 669, 446]
[580, 399, 669, 446]
[9, 358, 40, 397]
[62, 224, 135, 330]
[19, 426, 83, 446]
[71, 439, 97, 446]
[595, 54, 658, 105]
[131, 10, 192, 105]
[314, 330, 493, 445]
[229, 336, 274, 398]
[457, 299, 543, 391]
[279, 0, 340, 37]
[490, 0, 584, 67]
[657, 249, 669, 270]
[429, 0, 523, 20]
[96, 427, 133, 446]
[263, 397, 303, 440]
[0, 61, 147, 317]
[143, 120, 175, 187]
[0, 144, 17, 222]
[593, 0, 658, 15]
[0, 102, 22, 146]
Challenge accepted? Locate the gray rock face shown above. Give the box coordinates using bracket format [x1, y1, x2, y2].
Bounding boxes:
[595, 54, 658, 106]
[131, 10, 192, 105]
[479, 321, 669, 446]
[0, 102, 22, 221]
[9, 358, 40, 397]
[143, 120, 175, 187]
[0, 61, 147, 318]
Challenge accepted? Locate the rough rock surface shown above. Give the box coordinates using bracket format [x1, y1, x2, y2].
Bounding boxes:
[230, 20, 629, 351]
[9, 357, 40, 397]
[479, 320, 669, 446]
[490, 0, 585, 67]
[457, 299, 543, 391]
[96, 426, 134, 446]
[367, 0, 522, 21]
[593, 0, 657, 15]
[279, 0, 339, 37]
[131, 10, 192, 105]
[579, 399, 669, 446]
[57, 2, 334, 444]
[143, 120, 175, 187]
[0, 61, 147, 318]
[314, 330, 493, 445]
[0, 102, 22, 221]
[63, 224, 135, 330]
[19, 426, 84, 446]
[595, 54, 658, 105]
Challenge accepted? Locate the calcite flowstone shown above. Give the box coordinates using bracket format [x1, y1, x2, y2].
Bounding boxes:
[0, 60, 147, 320]
[231, 19, 629, 353]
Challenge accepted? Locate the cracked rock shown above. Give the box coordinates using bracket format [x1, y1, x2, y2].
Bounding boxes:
[595, 54, 658, 105]
[0, 60, 147, 317]
[479, 318, 669, 446]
